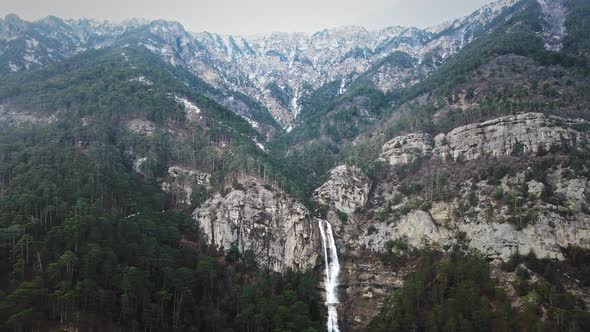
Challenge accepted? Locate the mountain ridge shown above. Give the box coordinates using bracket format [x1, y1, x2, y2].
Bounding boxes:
[1, 0, 590, 331]
[0, 0, 521, 128]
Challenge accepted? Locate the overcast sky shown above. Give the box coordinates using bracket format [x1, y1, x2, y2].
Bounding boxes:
[2, 0, 494, 35]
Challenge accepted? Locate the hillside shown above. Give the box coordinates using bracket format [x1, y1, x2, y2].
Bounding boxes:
[0, 0, 590, 331]
[0, 47, 323, 330]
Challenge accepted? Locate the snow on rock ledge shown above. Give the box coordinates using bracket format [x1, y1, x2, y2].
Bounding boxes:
[194, 178, 320, 272]
[127, 119, 156, 136]
[537, 0, 567, 52]
[313, 165, 370, 214]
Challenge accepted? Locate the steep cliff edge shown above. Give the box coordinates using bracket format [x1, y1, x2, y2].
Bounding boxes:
[192, 113, 590, 329]
[193, 177, 320, 272]
[322, 113, 590, 330]
[380, 113, 589, 166]
[433, 113, 589, 161]
[367, 113, 590, 258]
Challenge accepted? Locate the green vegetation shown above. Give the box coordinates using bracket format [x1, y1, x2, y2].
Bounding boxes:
[1, 0, 590, 329]
[369, 247, 520, 331]
[266, 81, 292, 109]
[369, 246, 590, 331]
[0, 122, 320, 331]
[501, 249, 590, 331]
[564, 0, 590, 56]
[0, 47, 313, 199]
[337, 211, 348, 222]
[0, 48, 321, 330]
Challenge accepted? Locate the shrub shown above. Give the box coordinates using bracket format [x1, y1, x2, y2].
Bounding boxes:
[232, 179, 245, 191]
[316, 204, 329, 219]
[493, 187, 504, 200]
[420, 201, 432, 211]
[367, 225, 378, 235]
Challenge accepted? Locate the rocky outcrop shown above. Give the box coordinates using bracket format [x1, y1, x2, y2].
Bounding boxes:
[380, 113, 589, 167]
[194, 177, 320, 272]
[433, 113, 589, 161]
[313, 165, 370, 214]
[340, 257, 405, 331]
[378, 133, 433, 166]
[1, 0, 518, 127]
[0, 105, 58, 125]
[161, 166, 211, 206]
[127, 118, 156, 136]
[550, 172, 590, 211]
[133, 157, 148, 174]
[319, 113, 590, 328]
[359, 161, 590, 260]
[538, 0, 567, 52]
[355, 210, 452, 252]
[457, 212, 590, 260]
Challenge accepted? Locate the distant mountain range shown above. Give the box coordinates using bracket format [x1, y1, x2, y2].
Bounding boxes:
[1, 0, 590, 331]
[0, 0, 522, 128]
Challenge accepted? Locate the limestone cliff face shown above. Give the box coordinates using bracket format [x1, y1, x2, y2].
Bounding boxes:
[324, 113, 590, 329]
[433, 113, 589, 161]
[313, 165, 370, 214]
[378, 133, 433, 167]
[362, 165, 590, 261]
[354, 210, 453, 252]
[366, 113, 590, 260]
[380, 113, 589, 166]
[193, 178, 320, 272]
[339, 257, 405, 330]
[191, 113, 590, 329]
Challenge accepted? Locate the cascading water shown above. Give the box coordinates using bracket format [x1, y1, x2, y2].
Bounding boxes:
[318, 219, 340, 332]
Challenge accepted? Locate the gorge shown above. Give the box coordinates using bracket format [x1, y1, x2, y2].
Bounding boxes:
[1, 0, 589, 330]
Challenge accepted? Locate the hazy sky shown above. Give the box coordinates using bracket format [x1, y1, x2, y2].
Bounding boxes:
[2, 0, 494, 34]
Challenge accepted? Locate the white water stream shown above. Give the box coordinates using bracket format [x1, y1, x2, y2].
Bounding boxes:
[318, 219, 340, 332]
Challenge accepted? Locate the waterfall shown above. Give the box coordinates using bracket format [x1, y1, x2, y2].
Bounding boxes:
[318, 219, 340, 332]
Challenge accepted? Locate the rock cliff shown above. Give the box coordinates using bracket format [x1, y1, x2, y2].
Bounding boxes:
[378, 133, 433, 166]
[193, 178, 320, 272]
[313, 165, 370, 214]
[319, 113, 590, 329]
[161, 166, 211, 206]
[191, 112, 590, 329]
[380, 113, 589, 166]
[433, 113, 589, 161]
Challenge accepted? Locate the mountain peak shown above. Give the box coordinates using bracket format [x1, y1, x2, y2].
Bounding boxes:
[0, 0, 531, 128]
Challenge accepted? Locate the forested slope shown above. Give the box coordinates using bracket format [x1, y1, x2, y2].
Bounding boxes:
[0, 47, 321, 331]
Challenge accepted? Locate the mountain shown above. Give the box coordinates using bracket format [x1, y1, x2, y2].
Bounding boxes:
[0, 15, 281, 136]
[0, 46, 320, 330]
[1, 0, 590, 331]
[0, 0, 519, 129]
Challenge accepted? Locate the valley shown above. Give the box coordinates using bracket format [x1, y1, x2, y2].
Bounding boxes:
[0, 0, 590, 331]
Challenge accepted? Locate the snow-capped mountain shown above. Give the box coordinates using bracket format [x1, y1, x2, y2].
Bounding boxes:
[0, 0, 520, 128]
[186, 0, 520, 126]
